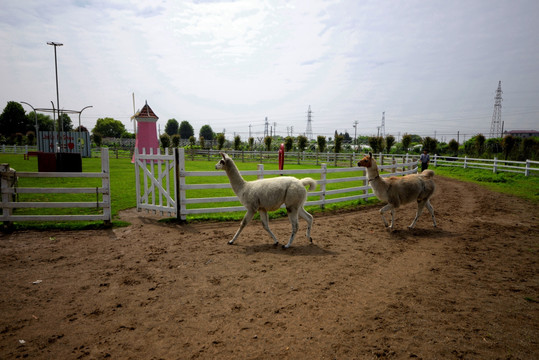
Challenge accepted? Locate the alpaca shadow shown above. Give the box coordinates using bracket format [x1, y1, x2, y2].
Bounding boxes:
[241, 242, 338, 257]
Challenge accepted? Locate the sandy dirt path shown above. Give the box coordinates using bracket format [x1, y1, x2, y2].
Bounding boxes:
[1, 176, 538, 359]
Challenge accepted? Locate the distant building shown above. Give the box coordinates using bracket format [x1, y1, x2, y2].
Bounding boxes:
[503, 130, 539, 138]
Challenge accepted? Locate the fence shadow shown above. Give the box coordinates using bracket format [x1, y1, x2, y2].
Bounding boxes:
[241, 242, 338, 257]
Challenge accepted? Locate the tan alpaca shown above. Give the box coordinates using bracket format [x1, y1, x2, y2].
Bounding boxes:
[358, 152, 436, 231]
[215, 152, 316, 248]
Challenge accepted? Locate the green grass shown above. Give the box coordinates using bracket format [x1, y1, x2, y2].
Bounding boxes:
[433, 165, 539, 203]
[1, 153, 537, 230]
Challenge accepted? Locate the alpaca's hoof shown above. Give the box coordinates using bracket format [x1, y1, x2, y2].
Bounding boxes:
[309, 237, 313, 243]
[272, 242, 279, 247]
[281, 244, 289, 249]
[227, 240, 234, 245]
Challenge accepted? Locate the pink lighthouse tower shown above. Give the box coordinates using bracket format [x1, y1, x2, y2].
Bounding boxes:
[132, 101, 160, 162]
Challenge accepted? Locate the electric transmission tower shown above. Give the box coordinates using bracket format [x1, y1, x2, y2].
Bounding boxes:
[489, 81, 503, 138]
[264, 117, 269, 138]
[306, 105, 313, 140]
[380, 112, 385, 138]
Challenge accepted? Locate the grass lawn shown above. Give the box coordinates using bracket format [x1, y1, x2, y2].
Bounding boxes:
[1, 152, 537, 230]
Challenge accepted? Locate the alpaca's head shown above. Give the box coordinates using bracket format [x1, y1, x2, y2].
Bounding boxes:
[215, 152, 231, 170]
[357, 152, 375, 168]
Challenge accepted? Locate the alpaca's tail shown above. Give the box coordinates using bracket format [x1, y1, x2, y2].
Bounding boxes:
[301, 177, 317, 191]
[421, 170, 435, 178]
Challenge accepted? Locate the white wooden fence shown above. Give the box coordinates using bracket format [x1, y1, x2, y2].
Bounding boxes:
[1, 148, 111, 225]
[135, 148, 418, 220]
[433, 155, 539, 176]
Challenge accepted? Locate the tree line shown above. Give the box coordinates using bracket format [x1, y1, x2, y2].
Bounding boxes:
[2, 101, 537, 160]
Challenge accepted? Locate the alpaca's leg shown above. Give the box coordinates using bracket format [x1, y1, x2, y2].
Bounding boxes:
[379, 204, 392, 228]
[298, 207, 313, 243]
[259, 210, 279, 245]
[409, 200, 427, 229]
[283, 208, 299, 249]
[389, 208, 396, 231]
[426, 200, 437, 227]
[229, 210, 255, 245]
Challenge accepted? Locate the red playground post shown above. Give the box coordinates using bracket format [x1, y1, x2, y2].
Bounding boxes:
[278, 143, 285, 170]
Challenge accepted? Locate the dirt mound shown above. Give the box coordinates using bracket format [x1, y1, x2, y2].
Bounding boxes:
[1, 176, 537, 359]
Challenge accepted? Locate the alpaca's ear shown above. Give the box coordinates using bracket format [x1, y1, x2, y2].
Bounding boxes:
[368, 152, 372, 158]
[220, 152, 226, 160]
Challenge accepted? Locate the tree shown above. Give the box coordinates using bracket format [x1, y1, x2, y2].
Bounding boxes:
[216, 133, 225, 150]
[58, 113, 73, 132]
[234, 135, 242, 150]
[385, 135, 395, 153]
[248, 137, 254, 151]
[317, 135, 327, 153]
[521, 137, 539, 160]
[189, 135, 196, 147]
[297, 135, 308, 152]
[502, 135, 515, 160]
[422, 136, 438, 154]
[448, 139, 459, 156]
[92, 133, 102, 147]
[264, 136, 272, 151]
[31, 112, 54, 132]
[368, 136, 384, 153]
[171, 134, 181, 148]
[160, 133, 170, 149]
[474, 134, 486, 156]
[334, 134, 344, 153]
[92, 117, 126, 138]
[199, 124, 214, 141]
[0, 101, 29, 136]
[199, 136, 205, 149]
[486, 137, 502, 155]
[402, 133, 412, 152]
[284, 136, 294, 152]
[165, 118, 179, 136]
[179, 121, 194, 139]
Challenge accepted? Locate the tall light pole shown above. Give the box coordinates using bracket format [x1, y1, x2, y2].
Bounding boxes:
[47, 41, 63, 149]
[78, 106, 93, 131]
[20, 101, 38, 149]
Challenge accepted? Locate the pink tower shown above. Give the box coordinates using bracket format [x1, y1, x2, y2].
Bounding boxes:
[132, 101, 160, 162]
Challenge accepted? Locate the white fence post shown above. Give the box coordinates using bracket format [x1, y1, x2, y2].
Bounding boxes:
[178, 148, 187, 220]
[525, 160, 530, 176]
[464, 156, 468, 169]
[320, 163, 327, 209]
[257, 164, 264, 179]
[493, 157, 497, 173]
[101, 148, 112, 225]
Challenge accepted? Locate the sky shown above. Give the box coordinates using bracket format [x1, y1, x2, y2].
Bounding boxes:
[1, 0, 538, 143]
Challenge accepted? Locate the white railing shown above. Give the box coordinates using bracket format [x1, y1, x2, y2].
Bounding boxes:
[135, 148, 418, 220]
[1, 148, 111, 225]
[0, 145, 38, 154]
[433, 155, 539, 176]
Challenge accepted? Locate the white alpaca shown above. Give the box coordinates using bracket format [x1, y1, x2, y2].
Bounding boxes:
[215, 152, 316, 249]
[358, 152, 436, 231]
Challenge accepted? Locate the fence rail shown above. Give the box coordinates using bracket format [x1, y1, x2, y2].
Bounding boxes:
[1, 148, 111, 225]
[136, 148, 418, 220]
[433, 155, 539, 176]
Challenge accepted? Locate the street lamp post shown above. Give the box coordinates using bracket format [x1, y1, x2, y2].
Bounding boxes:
[20, 101, 39, 149]
[47, 41, 63, 150]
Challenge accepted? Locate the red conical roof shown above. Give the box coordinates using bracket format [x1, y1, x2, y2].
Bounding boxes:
[136, 101, 158, 119]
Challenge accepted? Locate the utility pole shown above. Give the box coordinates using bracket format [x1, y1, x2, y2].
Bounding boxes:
[264, 117, 269, 138]
[47, 41, 63, 149]
[249, 124, 252, 138]
[353, 120, 358, 147]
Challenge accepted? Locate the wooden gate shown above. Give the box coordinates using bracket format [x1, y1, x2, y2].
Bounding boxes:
[134, 148, 180, 218]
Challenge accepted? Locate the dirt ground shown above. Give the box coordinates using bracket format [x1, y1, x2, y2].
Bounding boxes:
[0, 176, 538, 359]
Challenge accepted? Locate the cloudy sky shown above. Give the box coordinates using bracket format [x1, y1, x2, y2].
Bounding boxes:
[1, 0, 538, 142]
